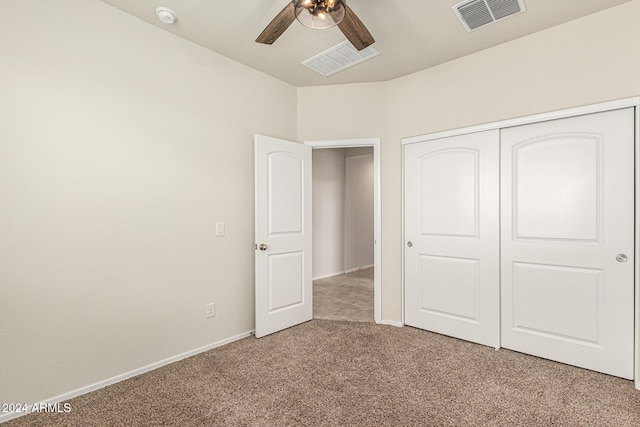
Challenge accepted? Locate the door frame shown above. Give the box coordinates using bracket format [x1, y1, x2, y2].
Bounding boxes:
[401, 96, 640, 389]
[305, 138, 382, 324]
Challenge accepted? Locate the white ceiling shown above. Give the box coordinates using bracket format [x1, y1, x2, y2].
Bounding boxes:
[97, 0, 632, 87]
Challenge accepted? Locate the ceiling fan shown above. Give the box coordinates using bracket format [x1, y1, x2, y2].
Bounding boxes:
[256, 0, 375, 51]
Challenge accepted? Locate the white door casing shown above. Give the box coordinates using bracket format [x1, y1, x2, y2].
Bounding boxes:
[255, 135, 312, 338]
[305, 138, 383, 325]
[404, 130, 500, 348]
[500, 108, 635, 379]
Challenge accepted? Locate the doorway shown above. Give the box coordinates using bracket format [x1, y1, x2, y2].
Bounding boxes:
[312, 147, 374, 322]
[305, 138, 381, 323]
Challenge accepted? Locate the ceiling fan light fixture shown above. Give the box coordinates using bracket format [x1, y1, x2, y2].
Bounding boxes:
[294, 0, 346, 30]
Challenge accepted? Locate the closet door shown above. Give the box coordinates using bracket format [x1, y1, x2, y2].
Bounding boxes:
[501, 108, 635, 379]
[404, 130, 499, 347]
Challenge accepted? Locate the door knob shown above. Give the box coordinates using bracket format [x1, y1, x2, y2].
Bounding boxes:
[407, 241, 413, 248]
[616, 254, 628, 263]
[259, 244, 268, 251]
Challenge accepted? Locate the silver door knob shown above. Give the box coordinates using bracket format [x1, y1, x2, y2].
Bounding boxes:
[616, 254, 628, 263]
[259, 244, 268, 251]
[407, 241, 413, 248]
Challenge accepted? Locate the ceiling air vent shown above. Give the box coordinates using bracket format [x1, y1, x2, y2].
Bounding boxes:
[453, 0, 526, 32]
[302, 41, 380, 77]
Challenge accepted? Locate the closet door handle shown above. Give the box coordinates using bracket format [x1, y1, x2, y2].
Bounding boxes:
[616, 254, 628, 263]
[407, 241, 413, 248]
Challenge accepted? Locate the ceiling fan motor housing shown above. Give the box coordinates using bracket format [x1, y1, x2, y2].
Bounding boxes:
[295, 0, 346, 29]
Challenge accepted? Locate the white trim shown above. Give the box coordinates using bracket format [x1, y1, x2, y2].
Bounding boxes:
[380, 319, 404, 328]
[402, 97, 640, 385]
[305, 138, 382, 324]
[306, 138, 379, 148]
[401, 143, 406, 325]
[402, 97, 640, 145]
[345, 264, 374, 274]
[312, 270, 346, 281]
[635, 103, 640, 391]
[312, 265, 374, 281]
[0, 330, 254, 424]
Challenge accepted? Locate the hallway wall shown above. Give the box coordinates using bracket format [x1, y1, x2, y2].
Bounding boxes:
[312, 149, 345, 279]
[312, 148, 374, 279]
[344, 149, 374, 272]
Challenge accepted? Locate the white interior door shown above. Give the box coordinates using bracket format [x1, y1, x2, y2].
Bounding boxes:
[404, 130, 500, 347]
[255, 135, 312, 338]
[500, 109, 635, 379]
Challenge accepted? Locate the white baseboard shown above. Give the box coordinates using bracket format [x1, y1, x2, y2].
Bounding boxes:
[379, 319, 404, 328]
[312, 271, 345, 281]
[345, 264, 374, 274]
[0, 330, 254, 424]
[313, 265, 374, 281]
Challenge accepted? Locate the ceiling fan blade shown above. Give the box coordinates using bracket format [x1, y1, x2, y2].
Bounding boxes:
[256, 2, 296, 45]
[337, 4, 375, 51]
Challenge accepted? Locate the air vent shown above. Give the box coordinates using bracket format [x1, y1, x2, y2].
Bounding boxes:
[301, 41, 380, 77]
[453, 0, 525, 32]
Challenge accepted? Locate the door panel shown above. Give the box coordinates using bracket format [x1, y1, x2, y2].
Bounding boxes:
[511, 262, 601, 344]
[268, 153, 304, 235]
[420, 150, 477, 237]
[419, 255, 479, 321]
[501, 109, 634, 379]
[268, 251, 304, 312]
[255, 135, 312, 338]
[513, 135, 600, 241]
[405, 130, 500, 347]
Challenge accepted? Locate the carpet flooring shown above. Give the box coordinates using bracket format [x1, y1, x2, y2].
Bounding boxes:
[6, 320, 640, 426]
[313, 268, 374, 323]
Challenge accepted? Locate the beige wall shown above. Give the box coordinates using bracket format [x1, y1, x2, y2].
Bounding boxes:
[344, 150, 374, 271]
[299, 0, 640, 321]
[297, 83, 392, 316]
[3, 0, 640, 409]
[312, 149, 345, 278]
[0, 0, 296, 405]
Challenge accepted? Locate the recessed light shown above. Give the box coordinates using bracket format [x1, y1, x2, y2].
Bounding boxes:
[156, 7, 177, 25]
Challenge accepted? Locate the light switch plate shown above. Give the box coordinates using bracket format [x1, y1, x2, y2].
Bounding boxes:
[206, 302, 215, 318]
[216, 222, 225, 236]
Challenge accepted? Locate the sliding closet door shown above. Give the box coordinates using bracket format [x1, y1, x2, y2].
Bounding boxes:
[500, 108, 635, 379]
[404, 130, 499, 347]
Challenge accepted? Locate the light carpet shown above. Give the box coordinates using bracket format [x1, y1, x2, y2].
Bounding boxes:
[6, 320, 640, 426]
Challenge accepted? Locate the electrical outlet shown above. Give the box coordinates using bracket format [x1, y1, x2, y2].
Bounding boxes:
[206, 302, 216, 318]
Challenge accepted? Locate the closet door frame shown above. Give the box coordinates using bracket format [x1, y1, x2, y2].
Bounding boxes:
[401, 96, 640, 390]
